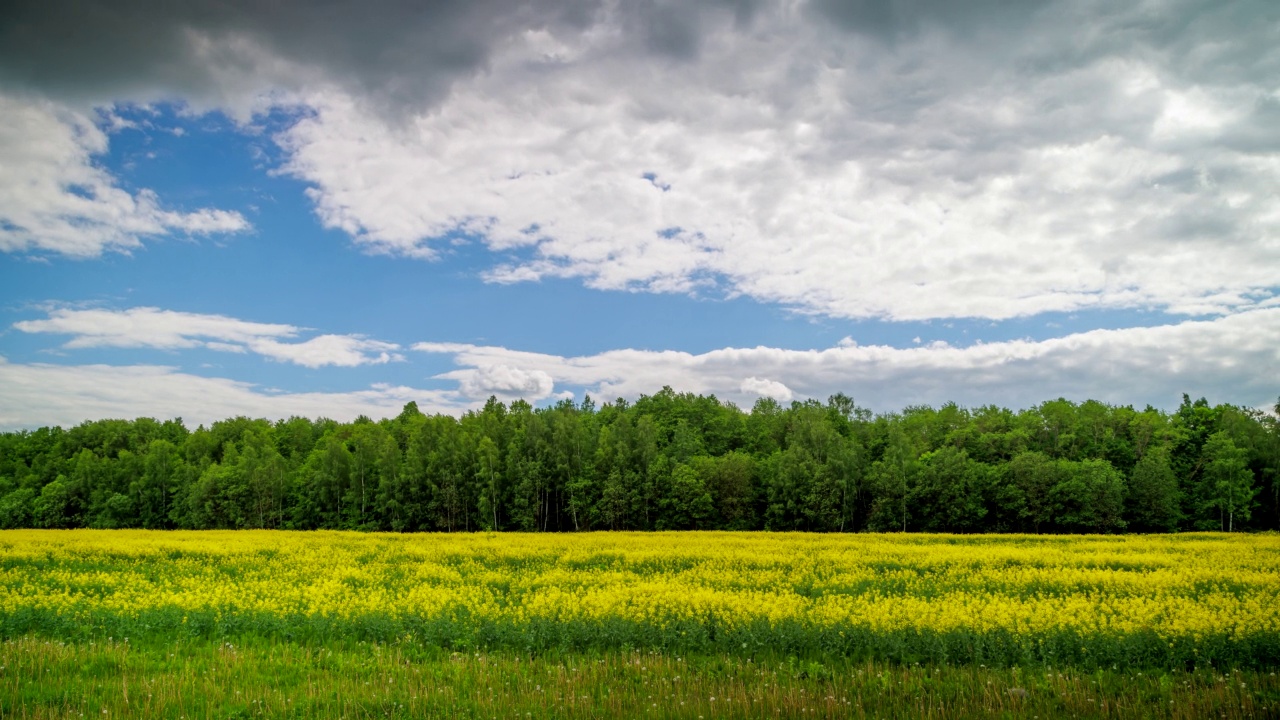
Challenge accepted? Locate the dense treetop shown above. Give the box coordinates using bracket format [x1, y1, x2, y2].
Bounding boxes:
[1, 390, 1276, 533]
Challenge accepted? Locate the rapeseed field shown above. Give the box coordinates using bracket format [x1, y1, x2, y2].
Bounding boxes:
[1, 531, 1277, 668]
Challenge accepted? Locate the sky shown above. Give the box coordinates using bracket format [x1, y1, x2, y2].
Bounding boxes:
[0, 0, 1277, 430]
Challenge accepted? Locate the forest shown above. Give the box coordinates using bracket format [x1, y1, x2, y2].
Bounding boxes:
[1, 390, 1277, 534]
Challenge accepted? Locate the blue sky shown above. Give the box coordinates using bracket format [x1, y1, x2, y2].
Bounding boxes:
[1, 0, 1277, 429]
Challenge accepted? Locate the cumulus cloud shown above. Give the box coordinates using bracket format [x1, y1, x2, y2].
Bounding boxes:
[417, 309, 1280, 411]
[740, 377, 794, 403]
[270, 1, 1280, 321]
[2, 1, 1275, 319]
[14, 306, 403, 368]
[0, 94, 249, 257]
[0, 356, 467, 431]
[457, 364, 557, 400]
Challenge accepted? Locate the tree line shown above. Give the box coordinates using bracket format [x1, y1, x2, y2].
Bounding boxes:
[1, 390, 1277, 533]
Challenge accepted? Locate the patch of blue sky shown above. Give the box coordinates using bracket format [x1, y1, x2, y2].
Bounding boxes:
[0, 103, 1206, 400]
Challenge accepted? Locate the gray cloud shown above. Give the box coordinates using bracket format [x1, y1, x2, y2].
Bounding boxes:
[0, 0, 692, 114]
[2, 1, 1273, 117]
[272, 0, 1279, 320]
[2, 0, 1276, 319]
[805, 0, 1057, 40]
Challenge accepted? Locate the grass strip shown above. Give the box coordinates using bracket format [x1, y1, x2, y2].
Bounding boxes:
[3, 636, 1278, 719]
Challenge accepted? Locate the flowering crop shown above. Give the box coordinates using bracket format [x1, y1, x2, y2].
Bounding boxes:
[1, 531, 1277, 668]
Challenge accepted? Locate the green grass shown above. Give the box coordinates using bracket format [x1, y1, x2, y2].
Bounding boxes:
[2, 637, 1277, 719]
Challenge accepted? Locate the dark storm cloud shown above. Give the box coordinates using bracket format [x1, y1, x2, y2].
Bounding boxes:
[625, 1, 707, 59]
[0, 0, 776, 111]
[805, 0, 1056, 38]
[0, 0, 604, 110]
[3, 0, 1275, 115]
[619, 0, 767, 60]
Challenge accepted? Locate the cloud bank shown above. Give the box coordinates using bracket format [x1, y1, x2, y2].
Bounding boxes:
[2, 0, 1276, 319]
[417, 309, 1280, 411]
[0, 356, 463, 430]
[3, 308, 1274, 430]
[273, 0, 1280, 321]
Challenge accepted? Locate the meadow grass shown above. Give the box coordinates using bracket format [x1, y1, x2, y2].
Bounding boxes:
[3, 636, 1278, 719]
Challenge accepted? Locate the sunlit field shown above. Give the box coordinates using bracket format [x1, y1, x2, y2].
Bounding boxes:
[2, 531, 1279, 717]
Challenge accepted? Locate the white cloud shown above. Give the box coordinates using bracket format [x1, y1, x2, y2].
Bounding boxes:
[14, 306, 403, 368]
[273, 4, 1280, 321]
[15, 306, 295, 349]
[3, 2, 1275, 320]
[0, 94, 249, 257]
[247, 335, 404, 368]
[0, 356, 466, 431]
[5, 308, 1275, 431]
[740, 377, 794, 403]
[457, 364, 556, 400]
[417, 309, 1280, 411]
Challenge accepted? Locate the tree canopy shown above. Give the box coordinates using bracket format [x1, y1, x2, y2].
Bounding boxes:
[1, 391, 1276, 533]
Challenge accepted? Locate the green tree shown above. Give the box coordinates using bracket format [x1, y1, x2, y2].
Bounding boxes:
[134, 439, 182, 529]
[697, 451, 757, 530]
[1003, 451, 1058, 532]
[1126, 446, 1181, 532]
[346, 422, 386, 528]
[34, 477, 76, 528]
[1050, 459, 1127, 533]
[596, 469, 631, 530]
[0, 488, 36, 528]
[1202, 432, 1256, 531]
[659, 463, 713, 530]
[293, 434, 352, 529]
[909, 447, 987, 533]
[475, 435, 503, 530]
[867, 428, 915, 532]
[550, 400, 594, 531]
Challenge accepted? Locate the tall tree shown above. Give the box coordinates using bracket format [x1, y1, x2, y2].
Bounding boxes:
[868, 428, 915, 532]
[1050, 459, 1127, 533]
[475, 435, 502, 530]
[135, 439, 182, 529]
[1126, 445, 1181, 532]
[1202, 432, 1256, 532]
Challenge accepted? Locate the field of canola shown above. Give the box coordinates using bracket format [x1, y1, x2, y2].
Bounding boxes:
[1, 530, 1278, 669]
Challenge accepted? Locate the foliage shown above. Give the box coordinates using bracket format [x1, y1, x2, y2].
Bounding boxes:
[0, 391, 1277, 532]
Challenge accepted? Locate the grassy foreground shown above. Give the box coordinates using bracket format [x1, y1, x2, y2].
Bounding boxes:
[3, 637, 1278, 719]
[2, 530, 1279, 717]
